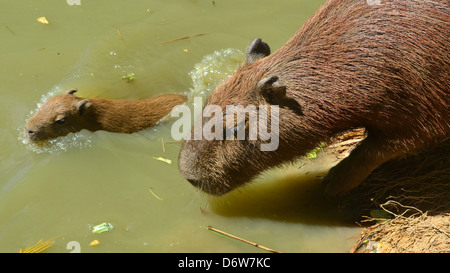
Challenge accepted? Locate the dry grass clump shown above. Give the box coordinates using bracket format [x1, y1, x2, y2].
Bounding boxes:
[332, 133, 449, 253]
[351, 201, 449, 253]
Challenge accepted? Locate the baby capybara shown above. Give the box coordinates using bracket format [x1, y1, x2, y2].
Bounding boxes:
[25, 89, 187, 141]
[178, 0, 449, 198]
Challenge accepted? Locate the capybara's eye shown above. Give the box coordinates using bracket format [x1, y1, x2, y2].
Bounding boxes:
[223, 118, 247, 140]
[55, 118, 66, 124]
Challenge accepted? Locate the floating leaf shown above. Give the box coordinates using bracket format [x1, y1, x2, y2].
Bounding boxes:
[89, 240, 100, 246]
[121, 73, 135, 82]
[152, 156, 172, 164]
[92, 222, 114, 234]
[37, 17, 49, 24]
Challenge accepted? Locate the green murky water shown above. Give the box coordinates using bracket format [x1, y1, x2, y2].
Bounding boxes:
[0, 0, 360, 253]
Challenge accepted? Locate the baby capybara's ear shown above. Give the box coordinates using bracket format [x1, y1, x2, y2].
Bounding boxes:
[66, 89, 78, 95]
[257, 76, 287, 105]
[246, 38, 271, 64]
[76, 99, 92, 116]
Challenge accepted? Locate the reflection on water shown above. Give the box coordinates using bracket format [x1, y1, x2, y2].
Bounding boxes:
[0, 0, 360, 253]
[211, 171, 342, 225]
[210, 156, 350, 226]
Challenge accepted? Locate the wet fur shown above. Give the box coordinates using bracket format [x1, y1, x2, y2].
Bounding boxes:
[25, 89, 187, 141]
[178, 0, 449, 198]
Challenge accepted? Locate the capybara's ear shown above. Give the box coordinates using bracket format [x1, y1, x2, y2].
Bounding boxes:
[246, 38, 271, 64]
[66, 89, 78, 95]
[76, 99, 92, 116]
[257, 76, 286, 104]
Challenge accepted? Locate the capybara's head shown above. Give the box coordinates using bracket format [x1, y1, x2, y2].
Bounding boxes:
[178, 39, 304, 195]
[25, 89, 92, 142]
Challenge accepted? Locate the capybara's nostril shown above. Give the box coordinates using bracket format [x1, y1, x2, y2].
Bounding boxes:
[187, 179, 201, 187]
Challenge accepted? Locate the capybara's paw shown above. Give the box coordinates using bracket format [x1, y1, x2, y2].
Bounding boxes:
[322, 161, 369, 200]
[322, 163, 361, 200]
[322, 167, 347, 200]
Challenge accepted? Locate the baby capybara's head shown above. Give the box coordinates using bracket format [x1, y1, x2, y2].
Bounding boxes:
[25, 89, 92, 142]
[178, 39, 302, 195]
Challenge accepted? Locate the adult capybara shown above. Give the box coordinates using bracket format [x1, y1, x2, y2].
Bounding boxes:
[178, 0, 449, 198]
[25, 89, 187, 141]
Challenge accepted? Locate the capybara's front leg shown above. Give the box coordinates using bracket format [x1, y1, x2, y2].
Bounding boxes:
[322, 135, 403, 199]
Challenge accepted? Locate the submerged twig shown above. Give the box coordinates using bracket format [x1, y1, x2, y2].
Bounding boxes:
[149, 187, 164, 201]
[19, 236, 60, 253]
[161, 137, 166, 153]
[165, 141, 183, 145]
[115, 26, 124, 40]
[162, 33, 207, 44]
[5, 26, 15, 35]
[207, 226, 281, 253]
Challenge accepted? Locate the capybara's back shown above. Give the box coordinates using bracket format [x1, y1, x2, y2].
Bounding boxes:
[178, 0, 449, 198]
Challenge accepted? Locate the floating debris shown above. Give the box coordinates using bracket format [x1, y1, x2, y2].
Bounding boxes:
[5, 26, 15, 35]
[161, 137, 166, 153]
[207, 226, 281, 253]
[89, 240, 101, 246]
[19, 238, 56, 253]
[115, 26, 124, 40]
[152, 156, 172, 165]
[148, 187, 164, 201]
[36, 17, 49, 24]
[121, 73, 135, 82]
[92, 222, 114, 234]
[162, 33, 207, 44]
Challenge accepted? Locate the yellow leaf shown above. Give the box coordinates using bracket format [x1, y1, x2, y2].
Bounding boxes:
[152, 157, 172, 164]
[37, 17, 49, 24]
[89, 240, 100, 246]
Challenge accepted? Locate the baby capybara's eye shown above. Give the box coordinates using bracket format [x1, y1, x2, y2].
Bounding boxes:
[55, 118, 66, 124]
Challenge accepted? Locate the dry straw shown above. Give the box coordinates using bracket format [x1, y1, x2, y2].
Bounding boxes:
[336, 135, 450, 253]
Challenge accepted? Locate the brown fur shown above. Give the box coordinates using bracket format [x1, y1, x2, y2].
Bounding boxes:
[178, 0, 449, 198]
[25, 89, 187, 141]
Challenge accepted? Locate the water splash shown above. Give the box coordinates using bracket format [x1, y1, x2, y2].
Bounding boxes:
[189, 48, 244, 99]
[187, 48, 244, 120]
[19, 86, 94, 154]
[20, 48, 243, 154]
[19, 126, 93, 154]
